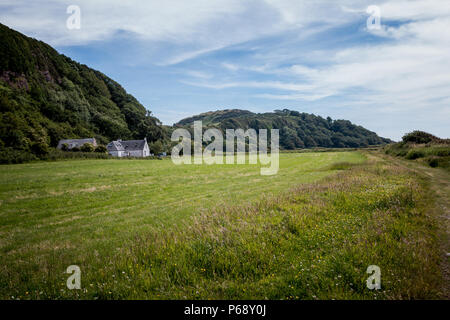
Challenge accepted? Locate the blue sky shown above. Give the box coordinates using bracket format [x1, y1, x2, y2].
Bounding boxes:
[1, 0, 450, 140]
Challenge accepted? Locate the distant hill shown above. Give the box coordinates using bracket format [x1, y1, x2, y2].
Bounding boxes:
[175, 109, 392, 149]
[0, 23, 165, 159]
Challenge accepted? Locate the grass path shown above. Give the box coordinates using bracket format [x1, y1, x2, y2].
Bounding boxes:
[424, 167, 450, 299]
[381, 153, 450, 298]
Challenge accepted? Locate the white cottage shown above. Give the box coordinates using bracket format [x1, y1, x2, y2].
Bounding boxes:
[107, 138, 150, 157]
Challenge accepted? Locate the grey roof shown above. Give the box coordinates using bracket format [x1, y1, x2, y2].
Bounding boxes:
[57, 138, 97, 149]
[107, 139, 147, 152]
[106, 141, 123, 151]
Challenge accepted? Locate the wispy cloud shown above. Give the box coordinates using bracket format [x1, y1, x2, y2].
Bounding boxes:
[0, 0, 366, 62]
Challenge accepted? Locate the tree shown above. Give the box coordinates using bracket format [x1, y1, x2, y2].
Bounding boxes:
[150, 140, 163, 154]
[95, 145, 107, 153]
[80, 143, 95, 152]
[31, 140, 49, 156]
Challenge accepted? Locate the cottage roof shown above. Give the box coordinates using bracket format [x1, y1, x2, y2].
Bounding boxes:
[107, 141, 124, 151]
[57, 138, 97, 149]
[107, 139, 147, 152]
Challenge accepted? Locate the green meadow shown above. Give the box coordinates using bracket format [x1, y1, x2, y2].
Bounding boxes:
[0, 151, 447, 299]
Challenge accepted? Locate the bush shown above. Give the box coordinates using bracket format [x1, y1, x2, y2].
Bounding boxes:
[427, 157, 439, 168]
[150, 140, 163, 155]
[95, 145, 107, 153]
[0, 148, 38, 164]
[405, 149, 425, 160]
[71, 146, 80, 152]
[61, 143, 69, 152]
[41, 149, 111, 161]
[425, 156, 450, 169]
[434, 148, 450, 157]
[80, 143, 95, 152]
[402, 131, 439, 144]
[31, 141, 49, 156]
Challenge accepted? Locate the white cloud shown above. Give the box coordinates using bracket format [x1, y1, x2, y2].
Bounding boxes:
[0, 0, 368, 63]
[379, 0, 450, 21]
[183, 70, 213, 79]
[1, 0, 245, 44]
[182, 80, 316, 92]
[160, 45, 226, 66]
[221, 63, 239, 71]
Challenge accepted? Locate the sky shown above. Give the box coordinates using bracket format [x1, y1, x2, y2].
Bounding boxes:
[1, 0, 449, 140]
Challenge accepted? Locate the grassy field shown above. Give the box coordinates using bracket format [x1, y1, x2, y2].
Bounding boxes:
[0, 151, 447, 299]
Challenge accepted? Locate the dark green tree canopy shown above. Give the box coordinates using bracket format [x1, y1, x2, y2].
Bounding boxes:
[0, 23, 166, 157]
[175, 109, 391, 149]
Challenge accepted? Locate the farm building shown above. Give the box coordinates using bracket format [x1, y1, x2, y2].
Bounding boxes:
[57, 138, 97, 150]
[107, 138, 150, 157]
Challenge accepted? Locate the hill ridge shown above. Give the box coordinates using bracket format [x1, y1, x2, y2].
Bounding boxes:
[175, 108, 391, 149]
[0, 23, 165, 159]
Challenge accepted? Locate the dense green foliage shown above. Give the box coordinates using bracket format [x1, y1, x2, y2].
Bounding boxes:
[175, 109, 391, 150]
[0, 23, 166, 162]
[385, 131, 450, 170]
[401, 130, 448, 144]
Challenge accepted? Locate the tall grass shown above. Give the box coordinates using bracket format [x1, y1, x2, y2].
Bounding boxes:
[108, 159, 440, 299]
[1, 153, 442, 299]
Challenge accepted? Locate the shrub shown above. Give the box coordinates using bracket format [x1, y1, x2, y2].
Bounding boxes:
[71, 146, 80, 152]
[150, 140, 163, 155]
[95, 145, 107, 153]
[384, 142, 409, 157]
[0, 148, 37, 164]
[402, 131, 439, 144]
[41, 149, 110, 161]
[425, 156, 450, 169]
[80, 143, 95, 152]
[405, 149, 425, 160]
[434, 148, 450, 157]
[427, 157, 439, 168]
[31, 141, 49, 156]
[61, 143, 69, 151]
